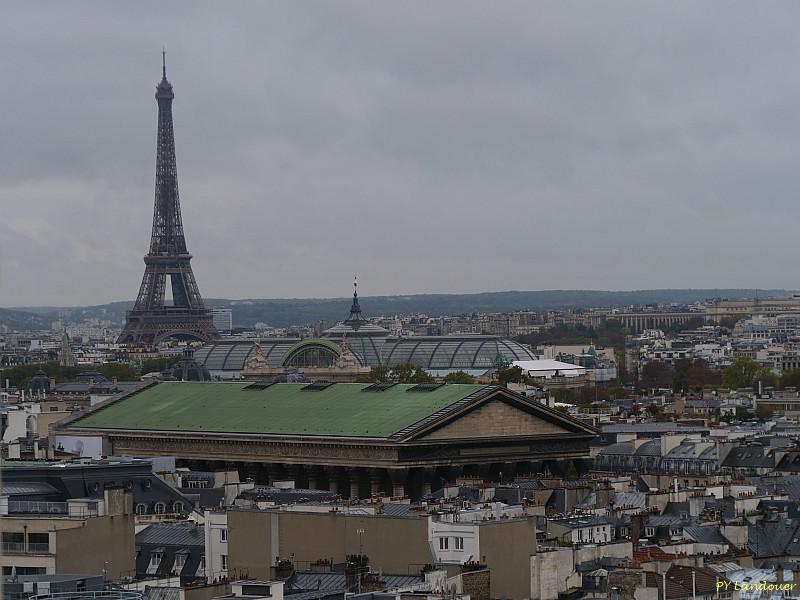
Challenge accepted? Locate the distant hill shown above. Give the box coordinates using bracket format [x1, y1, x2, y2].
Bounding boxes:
[5, 288, 794, 330]
[0, 308, 53, 332]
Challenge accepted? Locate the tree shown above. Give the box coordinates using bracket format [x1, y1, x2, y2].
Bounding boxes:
[723, 357, 775, 389]
[604, 379, 626, 400]
[98, 363, 138, 381]
[391, 363, 416, 383]
[139, 355, 181, 375]
[640, 361, 673, 390]
[408, 367, 435, 384]
[443, 371, 476, 384]
[497, 366, 523, 386]
[672, 372, 689, 395]
[358, 363, 433, 384]
[0, 362, 83, 391]
[359, 365, 391, 383]
[645, 402, 663, 418]
[755, 404, 774, 420]
[781, 369, 800, 390]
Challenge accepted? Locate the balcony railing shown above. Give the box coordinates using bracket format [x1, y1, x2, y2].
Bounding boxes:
[28, 593, 143, 600]
[5, 501, 98, 518]
[8, 501, 68, 515]
[1, 541, 51, 554]
[2, 541, 25, 552]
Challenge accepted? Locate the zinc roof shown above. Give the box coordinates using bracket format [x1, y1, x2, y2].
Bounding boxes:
[70, 381, 490, 439]
[136, 523, 205, 547]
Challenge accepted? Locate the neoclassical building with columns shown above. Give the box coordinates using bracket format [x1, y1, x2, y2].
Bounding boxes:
[58, 381, 597, 499]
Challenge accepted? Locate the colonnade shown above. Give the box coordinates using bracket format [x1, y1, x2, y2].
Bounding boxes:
[615, 313, 698, 333]
[181, 459, 592, 500]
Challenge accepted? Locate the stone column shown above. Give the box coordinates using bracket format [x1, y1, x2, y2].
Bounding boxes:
[475, 463, 492, 482]
[324, 466, 341, 495]
[267, 463, 284, 485]
[436, 465, 458, 488]
[369, 468, 385, 497]
[245, 462, 259, 483]
[285, 464, 302, 488]
[500, 461, 517, 483]
[255, 463, 270, 485]
[420, 467, 437, 497]
[347, 467, 362, 499]
[306, 465, 322, 490]
[387, 468, 409, 498]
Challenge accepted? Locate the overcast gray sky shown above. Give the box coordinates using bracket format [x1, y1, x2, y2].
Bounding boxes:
[2, 1, 799, 307]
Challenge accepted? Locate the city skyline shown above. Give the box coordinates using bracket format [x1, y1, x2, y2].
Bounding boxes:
[4, 2, 800, 306]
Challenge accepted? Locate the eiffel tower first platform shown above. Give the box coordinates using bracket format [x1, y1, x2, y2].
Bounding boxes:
[118, 55, 218, 346]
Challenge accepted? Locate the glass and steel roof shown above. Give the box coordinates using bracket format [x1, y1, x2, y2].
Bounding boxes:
[194, 339, 299, 370]
[382, 336, 535, 369]
[194, 335, 534, 371]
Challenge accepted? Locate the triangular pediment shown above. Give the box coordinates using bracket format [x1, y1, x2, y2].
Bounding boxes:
[412, 393, 588, 442]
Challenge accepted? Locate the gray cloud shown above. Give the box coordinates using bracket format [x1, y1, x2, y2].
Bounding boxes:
[2, 1, 800, 306]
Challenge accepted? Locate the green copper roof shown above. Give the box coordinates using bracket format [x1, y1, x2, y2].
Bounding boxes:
[70, 382, 490, 439]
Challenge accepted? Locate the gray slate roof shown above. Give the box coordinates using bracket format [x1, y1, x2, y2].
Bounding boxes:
[684, 525, 727, 545]
[136, 523, 205, 547]
[288, 572, 422, 593]
[722, 447, 774, 468]
[748, 521, 800, 558]
[0, 481, 59, 496]
[610, 491, 646, 511]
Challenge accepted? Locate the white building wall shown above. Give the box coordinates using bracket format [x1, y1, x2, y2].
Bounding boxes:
[2, 404, 41, 443]
[203, 510, 228, 582]
[428, 519, 479, 564]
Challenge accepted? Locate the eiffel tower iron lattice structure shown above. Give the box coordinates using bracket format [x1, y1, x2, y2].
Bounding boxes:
[118, 55, 218, 346]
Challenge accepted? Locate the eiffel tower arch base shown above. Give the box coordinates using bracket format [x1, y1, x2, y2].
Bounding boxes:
[118, 310, 217, 346]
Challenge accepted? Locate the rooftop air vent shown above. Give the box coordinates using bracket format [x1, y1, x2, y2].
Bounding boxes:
[243, 382, 276, 390]
[362, 383, 397, 392]
[302, 382, 335, 391]
[407, 383, 445, 392]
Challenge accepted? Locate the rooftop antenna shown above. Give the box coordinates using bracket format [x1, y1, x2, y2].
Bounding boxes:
[162, 46, 166, 79]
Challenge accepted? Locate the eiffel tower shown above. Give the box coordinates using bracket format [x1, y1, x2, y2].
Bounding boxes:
[118, 54, 218, 346]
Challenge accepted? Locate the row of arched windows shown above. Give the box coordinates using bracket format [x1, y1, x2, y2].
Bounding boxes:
[135, 501, 185, 515]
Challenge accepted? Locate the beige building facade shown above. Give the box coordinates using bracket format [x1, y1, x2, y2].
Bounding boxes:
[227, 507, 536, 599]
[0, 487, 135, 579]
